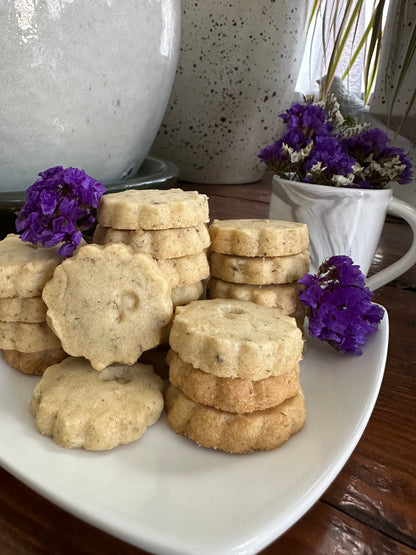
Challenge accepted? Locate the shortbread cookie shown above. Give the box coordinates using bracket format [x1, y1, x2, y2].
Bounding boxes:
[208, 219, 309, 257]
[30, 358, 164, 450]
[93, 223, 210, 259]
[42, 243, 173, 371]
[171, 281, 204, 308]
[97, 188, 209, 230]
[0, 234, 64, 297]
[168, 350, 300, 413]
[157, 252, 209, 288]
[169, 299, 303, 380]
[208, 251, 310, 285]
[1, 347, 67, 375]
[0, 321, 61, 352]
[0, 296, 47, 323]
[165, 385, 306, 453]
[206, 277, 300, 314]
[160, 281, 206, 344]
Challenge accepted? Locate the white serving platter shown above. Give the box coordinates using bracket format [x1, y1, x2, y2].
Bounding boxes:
[0, 311, 388, 555]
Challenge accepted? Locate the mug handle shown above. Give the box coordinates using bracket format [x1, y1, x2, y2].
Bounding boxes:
[367, 197, 416, 291]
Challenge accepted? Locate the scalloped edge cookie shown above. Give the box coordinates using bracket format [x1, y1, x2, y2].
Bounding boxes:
[206, 277, 300, 314]
[1, 347, 67, 375]
[93, 222, 210, 259]
[165, 384, 306, 453]
[0, 234, 64, 298]
[208, 250, 310, 285]
[97, 188, 209, 230]
[0, 296, 47, 323]
[169, 298, 304, 380]
[208, 219, 309, 257]
[42, 243, 173, 371]
[30, 358, 164, 450]
[168, 350, 300, 413]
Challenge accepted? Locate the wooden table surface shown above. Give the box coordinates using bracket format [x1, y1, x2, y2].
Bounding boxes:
[0, 174, 415, 554]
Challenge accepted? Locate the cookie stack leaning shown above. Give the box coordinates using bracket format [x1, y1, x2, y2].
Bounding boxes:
[93, 188, 211, 344]
[206, 219, 310, 328]
[165, 298, 305, 454]
[0, 234, 67, 375]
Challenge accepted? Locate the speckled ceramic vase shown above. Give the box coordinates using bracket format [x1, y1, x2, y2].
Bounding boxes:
[0, 0, 180, 192]
[150, 0, 310, 184]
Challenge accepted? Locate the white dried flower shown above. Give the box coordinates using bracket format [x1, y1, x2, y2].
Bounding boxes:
[282, 141, 313, 163]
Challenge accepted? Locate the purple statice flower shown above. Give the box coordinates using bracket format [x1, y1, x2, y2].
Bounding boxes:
[258, 129, 311, 176]
[259, 95, 412, 189]
[299, 255, 384, 355]
[279, 102, 333, 138]
[303, 135, 356, 184]
[16, 166, 106, 257]
[342, 128, 413, 188]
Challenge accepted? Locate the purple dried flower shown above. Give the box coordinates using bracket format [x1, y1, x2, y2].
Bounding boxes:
[279, 102, 333, 138]
[259, 96, 413, 189]
[16, 166, 106, 257]
[299, 255, 384, 355]
[304, 135, 356, 184]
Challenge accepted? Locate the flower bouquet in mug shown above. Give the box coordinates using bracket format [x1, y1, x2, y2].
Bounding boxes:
[259, 95, 416, 354]
[258, 94, 412, 189]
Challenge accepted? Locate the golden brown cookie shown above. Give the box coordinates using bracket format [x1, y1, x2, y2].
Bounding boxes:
[157, 252, 209, 288]
[169, 299, 304, 380]
[93, 222, 210, 259]
[97, 188, 209, 230]
[0, 234, 64, 298]
[0, 320, 61, 352]
[208, 251, 310, 285]
[208, 219, 309, 257]
[165, 384, 306, 454]
[206, 277, 300, 314]
[0, 296, 47, 323]
[42, 243, 173, 371]
[168, 350, 300, 413]
[30, 357, 164, 450]
[1, 347, 67, 375]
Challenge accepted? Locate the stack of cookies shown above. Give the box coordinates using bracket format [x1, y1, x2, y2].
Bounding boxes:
[93, 188, 211, 344]
[0, 234, 67, 375]
[206, 219, 310, 327]
[166, 298, 306, 454]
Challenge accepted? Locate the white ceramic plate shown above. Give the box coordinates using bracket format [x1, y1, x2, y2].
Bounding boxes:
[0, 312, 388, 555]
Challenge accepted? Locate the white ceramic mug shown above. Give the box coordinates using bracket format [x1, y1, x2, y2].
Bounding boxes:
[270, 176, 416, 290]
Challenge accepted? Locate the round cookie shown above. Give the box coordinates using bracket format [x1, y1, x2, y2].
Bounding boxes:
[1, 347, 68, 375]
[0, 321, 61, 352]
[165, 384, 306, 454]
[97, 188, 209, 230]
[168, 350, 300, 413]
[169, 299, 304, 380]
[0, 234, 64, 298]
[0, 296, 47, 323]
[42, 243, 173, 371]
[157, 252, 209, 288]
[93, 222, 210, 259]
[30, 358, 164, 450]
[206, 277, 300, 314]
[208, 219, 309, 257]
[208, 251, 310, 285]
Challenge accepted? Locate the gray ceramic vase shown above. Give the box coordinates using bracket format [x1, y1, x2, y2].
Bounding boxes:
[0, 0, 180, 192]
[151, 0, 310, 184]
